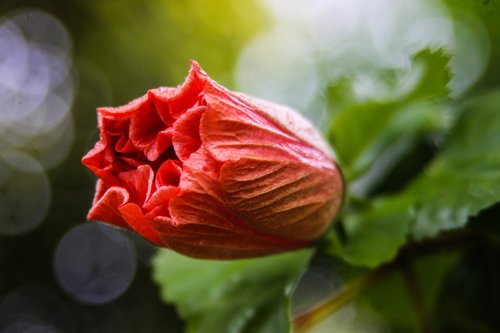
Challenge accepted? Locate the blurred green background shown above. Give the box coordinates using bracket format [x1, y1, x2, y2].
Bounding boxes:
[0, 0, 499, 332]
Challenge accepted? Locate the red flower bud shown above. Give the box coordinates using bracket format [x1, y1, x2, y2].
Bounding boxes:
[82, 61, 343, 259]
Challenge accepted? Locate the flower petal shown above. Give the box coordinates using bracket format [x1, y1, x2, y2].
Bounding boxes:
[220, 157, 343, 241]
[82, 141, 110, 175]
[129, 98, 169, 161]
[200, 84, 332, 169]
[119, 203, 165, 246]
[98, 93, 149, 119]
[166, 196, 306, 259]
[156, 160, 183, 188]
[117, 164, 155, 205]
[143, 185, 179, 218]
[172, 106, 206, 161]
[87, 183, 131, 229]
[148, 60, 207, 121]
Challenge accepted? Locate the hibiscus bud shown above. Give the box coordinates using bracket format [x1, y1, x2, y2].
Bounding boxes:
[82, 61, 343, 259]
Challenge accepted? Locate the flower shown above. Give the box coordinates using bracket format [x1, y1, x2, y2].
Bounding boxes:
[82, 61, 343, 259]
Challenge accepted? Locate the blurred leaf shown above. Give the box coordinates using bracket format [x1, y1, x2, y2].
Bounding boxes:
[407, 48, 452, 99]
[330, 48, 451, 181]
[331, 89, 500, 267]
[152, 249, 311, 333]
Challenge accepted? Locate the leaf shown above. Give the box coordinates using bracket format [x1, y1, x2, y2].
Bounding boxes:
[329, 48, 451, 180]
[331, 89, 500, 267]
[338, 196, 412, 267]
[152, 249, 311, 333]
[405, 90, 500, 238]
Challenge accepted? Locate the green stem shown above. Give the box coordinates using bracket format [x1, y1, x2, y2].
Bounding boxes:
[292, 228, 477, 332]
[292, 264, 391, 332]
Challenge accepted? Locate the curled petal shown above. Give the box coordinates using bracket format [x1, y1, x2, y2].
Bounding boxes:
[87, 184, 130, 230]
[82, 141, 110, 174]
[117, 164, 155, 205]
[156, 160, 183, 188]
[119, 203, 165, 246]
[129, 99, 169, 161]
[143, 185, 179, 218]
[173, 106, 206, 161]
[149, 61, 207, 121]
[98, 93, 149, 119]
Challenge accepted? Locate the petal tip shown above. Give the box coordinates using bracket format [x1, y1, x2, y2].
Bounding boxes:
[188, 60, 208, 78]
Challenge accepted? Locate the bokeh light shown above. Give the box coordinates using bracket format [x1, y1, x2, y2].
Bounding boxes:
[54, 223, 137, 305]
[0, 150, 50, 236]
[0, 9, 74, 169]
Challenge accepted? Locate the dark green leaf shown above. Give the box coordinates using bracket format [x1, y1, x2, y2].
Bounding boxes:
[152, 249, 311, 333]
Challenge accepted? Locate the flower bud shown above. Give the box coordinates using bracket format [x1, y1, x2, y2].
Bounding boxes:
[82, 61, 343, 259]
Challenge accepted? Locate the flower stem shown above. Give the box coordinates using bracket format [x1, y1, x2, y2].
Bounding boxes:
[292, 264, 389, 332]
[292, 228, 477, 332]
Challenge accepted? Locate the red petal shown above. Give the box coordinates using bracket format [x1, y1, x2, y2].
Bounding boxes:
[117, 164, 155, 205]
[167, 194, 306, 259]
[201, 84, 333, 169]
[98, 93, 149, 119]
[87, 184, 131, 230]
[82, 141, 109, 174]
[199, 90, 298, 160]
[168, 148, 308, 258]
[219, 157, 343, 241]
[129, 99, 169, 161]
[172, 106, 206, 161]
[143, 185, 179, 218]
[156, 160, 183, 188]
[114, 134, 136, 154]
[119, 203, 165, 246]
[149, 61, 207, 121]
[177, 147, 221, 196]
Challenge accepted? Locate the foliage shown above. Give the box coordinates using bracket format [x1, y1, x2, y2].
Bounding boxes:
[153, 249, 311, 333]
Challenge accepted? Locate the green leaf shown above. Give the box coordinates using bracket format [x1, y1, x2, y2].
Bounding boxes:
[329, 48, 451, 180]
[332, 196, 412, 267]
[407, 48, 451, 99]
[332, 89, 500, 267]
[408, 90, 500, 238]
[152, 249, 311, 333]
